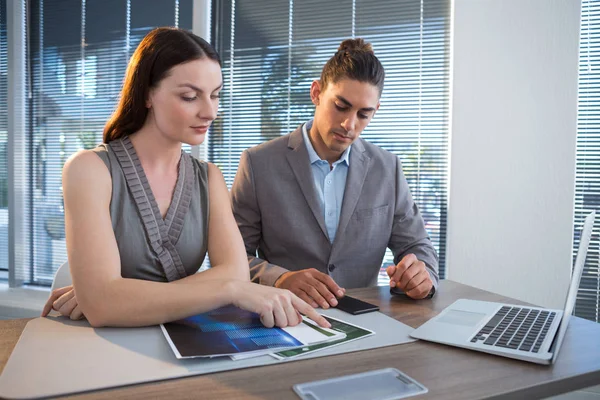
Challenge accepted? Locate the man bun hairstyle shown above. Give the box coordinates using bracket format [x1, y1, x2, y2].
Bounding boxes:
[338, 37, 373, 53]
[320, 38, 385, 95]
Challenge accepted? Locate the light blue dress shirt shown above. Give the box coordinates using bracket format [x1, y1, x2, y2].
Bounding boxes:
[302, 121, 351, 243]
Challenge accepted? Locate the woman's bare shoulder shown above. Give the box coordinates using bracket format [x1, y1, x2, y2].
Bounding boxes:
[62, 149, 112, 195]
[206, 162, 227, 180]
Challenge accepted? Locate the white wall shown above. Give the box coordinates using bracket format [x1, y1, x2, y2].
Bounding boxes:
[447, 0, 581, 309]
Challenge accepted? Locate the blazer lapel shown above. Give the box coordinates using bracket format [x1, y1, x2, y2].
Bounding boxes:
[286, 127, 330, 241]
[333, 138, 371, 247]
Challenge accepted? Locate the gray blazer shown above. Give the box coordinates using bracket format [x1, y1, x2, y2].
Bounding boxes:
[231, 124, 439, 289]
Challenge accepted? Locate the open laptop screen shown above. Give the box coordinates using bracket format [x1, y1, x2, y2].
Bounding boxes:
[550, 211, 595, 363]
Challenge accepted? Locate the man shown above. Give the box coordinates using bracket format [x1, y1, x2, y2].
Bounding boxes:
[231, 38, 439, 309]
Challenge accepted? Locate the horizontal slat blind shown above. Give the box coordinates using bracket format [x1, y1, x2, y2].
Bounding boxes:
[575, 0, 600, 322]
[211, 0, 450, 281]
[24, 0, 192, 284]
[0, 0, 7, 272]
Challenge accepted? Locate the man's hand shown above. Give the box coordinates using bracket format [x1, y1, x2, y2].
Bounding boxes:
[275, 268, 345, 309]
[386, 254, 433, 299]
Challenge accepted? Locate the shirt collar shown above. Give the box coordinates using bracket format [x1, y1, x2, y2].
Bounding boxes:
[302, 120, 351, 166]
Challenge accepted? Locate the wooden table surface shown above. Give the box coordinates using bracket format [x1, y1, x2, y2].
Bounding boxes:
[1, 280, 599, 399]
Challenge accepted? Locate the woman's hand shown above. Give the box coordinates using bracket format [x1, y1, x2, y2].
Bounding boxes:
[41, 285, 85, 320]
[41, 281, 331, 329]
[232, 282, 331, 329]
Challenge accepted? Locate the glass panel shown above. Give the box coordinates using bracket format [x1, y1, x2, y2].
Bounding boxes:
[27, 0, 185, 284]
[211, 0, 450, 281]
[0, 0, 8, 272]
[574, 0, 600, 322]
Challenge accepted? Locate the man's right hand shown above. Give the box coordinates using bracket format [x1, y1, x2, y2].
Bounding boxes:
[274, 268, 345, 309]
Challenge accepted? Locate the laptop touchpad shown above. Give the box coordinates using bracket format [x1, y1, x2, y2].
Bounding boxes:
[437, 310, 487, 327]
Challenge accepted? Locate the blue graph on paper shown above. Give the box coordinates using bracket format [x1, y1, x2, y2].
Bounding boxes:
[163, 305, 303, 357]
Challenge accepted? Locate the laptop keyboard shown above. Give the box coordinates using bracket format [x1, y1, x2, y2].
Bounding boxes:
[470, 306, 557, 353]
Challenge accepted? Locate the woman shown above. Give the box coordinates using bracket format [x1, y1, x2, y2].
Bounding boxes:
[42, 27, 329, 329]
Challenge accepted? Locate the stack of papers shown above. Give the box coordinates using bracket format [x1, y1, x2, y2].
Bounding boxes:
[160, 306, 351, 359]
[271, 315, 374, 359]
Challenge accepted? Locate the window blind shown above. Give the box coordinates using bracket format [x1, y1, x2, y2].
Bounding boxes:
[17, 0, 193, 284]
[211, 0, 450, 282]
[575, 0, 600, 322]
[0, 0, 7, 272]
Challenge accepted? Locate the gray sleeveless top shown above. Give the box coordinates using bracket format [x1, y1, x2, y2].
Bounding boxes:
[92, 137, 209, 282]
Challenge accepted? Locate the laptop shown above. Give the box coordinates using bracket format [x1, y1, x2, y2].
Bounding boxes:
[411, 211, 596, 365]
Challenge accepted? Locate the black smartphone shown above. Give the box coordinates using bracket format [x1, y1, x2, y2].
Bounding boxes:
[335, 295, 379, 315]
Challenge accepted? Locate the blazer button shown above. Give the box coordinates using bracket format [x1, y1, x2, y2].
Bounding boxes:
[328, 264, 336, 272]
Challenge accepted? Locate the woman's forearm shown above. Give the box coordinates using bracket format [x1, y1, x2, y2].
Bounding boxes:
[174, 261, 250, 285]
[78, 277, 239, 327]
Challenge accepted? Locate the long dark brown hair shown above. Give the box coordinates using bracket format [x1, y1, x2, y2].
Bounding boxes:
[320, 38, 385, 96]
[103, 27, 221, 143]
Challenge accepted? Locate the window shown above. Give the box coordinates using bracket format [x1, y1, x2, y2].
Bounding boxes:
[575, 0, 600, 322]
[211, 0, 451, 282]
[5, 0, 194, 285]
[0, 0, 7, 273]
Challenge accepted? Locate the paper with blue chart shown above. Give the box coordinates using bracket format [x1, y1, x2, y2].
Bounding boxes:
[160, 305, 345, 359]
